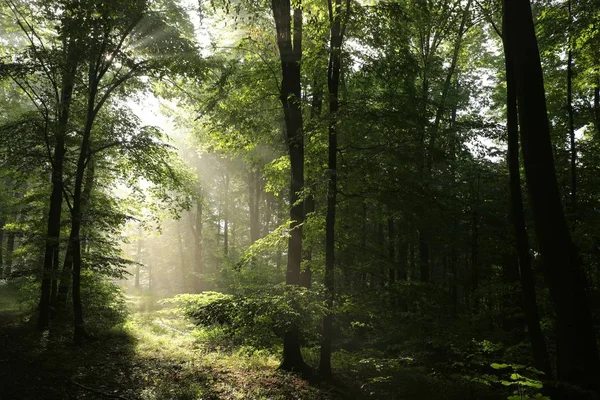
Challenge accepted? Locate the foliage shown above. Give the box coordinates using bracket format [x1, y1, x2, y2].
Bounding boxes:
[164, 286, 326, 348]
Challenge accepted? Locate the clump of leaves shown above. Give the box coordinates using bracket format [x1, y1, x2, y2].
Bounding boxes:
[163, 285, 325, 349]
[489, 362, 548, 400]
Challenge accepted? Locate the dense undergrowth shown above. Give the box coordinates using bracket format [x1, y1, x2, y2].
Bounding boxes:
[0, 277, 549, 399]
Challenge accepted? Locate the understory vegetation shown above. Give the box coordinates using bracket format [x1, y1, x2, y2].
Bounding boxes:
[2, 0, 600, 398]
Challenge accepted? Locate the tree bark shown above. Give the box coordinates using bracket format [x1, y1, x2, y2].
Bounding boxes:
[506, 0, 600, 392]
[566, 0, 576, 217]
[271, 0, 311, 374]
[502, 8, 552, 375]
[55, 158, 95, 309]
[0, 218, 4, 278]
[37, 44, 78, 330]
[388, 217, 396, 283]
[249, 169, 261, 244]
[194, 195, 203, 292]
[319, 0, 346, 377]
[594, 78, 600, 141]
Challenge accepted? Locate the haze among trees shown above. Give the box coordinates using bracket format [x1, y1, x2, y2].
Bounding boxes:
[1, 0, 599, 399]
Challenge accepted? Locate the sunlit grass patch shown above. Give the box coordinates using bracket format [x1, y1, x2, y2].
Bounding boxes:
[119, 304, 336, 399]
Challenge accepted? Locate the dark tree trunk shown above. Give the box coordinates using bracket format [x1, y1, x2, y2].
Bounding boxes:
[319, 0, 345, 377]
[470, 175, 480, 306]
[38, 47, 78, 330]
[409, 230, 417, 280]
[387, 217, 396, 283]
[567, 0, 576, 217]
[56, 158, 95, 309]
[360, 201, 368, 286]
[5, 216, 16, 277]
[450, 243, 458, 313]
[0, 218, 4, 278]
[300, 184, 314, 288]
[506, 0, 600, 392]
[272, 0, 311, 374]
[397, 221, 408, 281]
[418, 232, 430, 282]
[377, 222, 385, 286]
[72, 94, 98, 342]
[594, 79, 600, 141]
[502, 9, 552, 376]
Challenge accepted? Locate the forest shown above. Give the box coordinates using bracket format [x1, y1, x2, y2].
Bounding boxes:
[0, 0, 599, 398]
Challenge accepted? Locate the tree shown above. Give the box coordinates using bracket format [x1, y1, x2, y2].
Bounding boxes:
[319, 0, 350, 378]
[270, 0, 311, 374]
[501, 1, 552, 377]
[506, 0, 600, 393]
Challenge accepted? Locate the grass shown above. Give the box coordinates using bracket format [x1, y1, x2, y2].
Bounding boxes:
[0, 288, 338, 400]
[0, 287, 511, 400]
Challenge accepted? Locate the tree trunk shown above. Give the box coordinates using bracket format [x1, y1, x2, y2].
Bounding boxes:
[388, 217, 396, 284]
[567, 0, 577, 217]
[223, 171, 229, 256]
[55, 158, 95, 309]
[194, 195, 203, 292]
[5, 221, 15, 277]
[37, 45, 78, 330]
[0, 218, 4, 278]
[506, 0, 600, 392]
[300, 184, 314, 288]
[470, 175, 480, 307]
[135, 225, 142, 289]
[249, 169, 261, 244]
[594, 78, 600, 141]
[319, 0, 345, 376]
[502, 10, 552, 375]
[418, 232, 430, 282]
[271, 0, 310, 374]
[397, 221, 408, 281]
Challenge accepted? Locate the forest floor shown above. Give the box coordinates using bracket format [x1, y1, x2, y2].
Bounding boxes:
[0, 283, 509, 400]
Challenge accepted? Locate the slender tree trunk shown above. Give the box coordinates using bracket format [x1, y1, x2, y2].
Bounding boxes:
[55, 158, 95, 309]
[388, 217, 396, 283]
[0, 218, 4, 278]
[567, 0, 577, 217]
[506, 0, 600, 392]
[249, 169, 261, 244]
[502, 11, 552, 376]
[470, 175, 480, 307]
[409, 229, 417, 280]
[135, 225, 142, 289]
[38, 47, 78, 330]
[450, 243, 458, 313]
[319, 0, 346, 376]
[300, 184, 314, 288]
[5, 221, 15, 277]
[418, 232, 430, 282]
[426, 0, 472, 172]
[194, 195, 203, 292]
[71, 100, 98, 342]
[272, 0, 310, 374]
[594, 77, 600, 140]
[223, 171, 229, 256]
[397, 221, 408, 281]
[360, 201, 368, 286]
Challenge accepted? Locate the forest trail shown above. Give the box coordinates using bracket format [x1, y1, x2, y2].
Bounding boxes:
[0, 290, 342, 400]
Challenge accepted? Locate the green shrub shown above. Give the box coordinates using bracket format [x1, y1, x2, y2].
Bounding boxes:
[163, 285, 325, 349]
